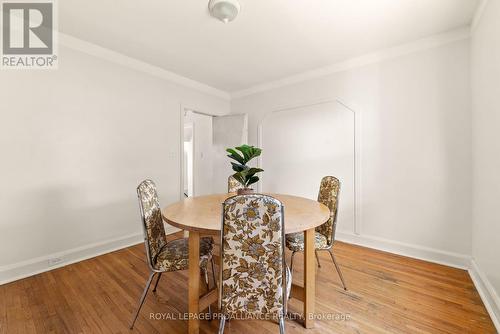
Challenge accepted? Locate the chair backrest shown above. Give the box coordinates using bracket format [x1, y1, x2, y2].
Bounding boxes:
[227, 175, 244, 193]
[136, 179, 167, 270]
[220, 194, 286, 319]
[315, 176, 341, 246]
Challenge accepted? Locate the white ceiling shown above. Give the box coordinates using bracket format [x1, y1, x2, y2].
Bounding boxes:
[59, 0, 479, 93]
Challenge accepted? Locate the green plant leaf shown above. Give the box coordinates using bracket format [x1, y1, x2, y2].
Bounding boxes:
[247, 176, 259, 187]
[235, 145, 262, 163]
[235, 145, 252, 162]
[250, 147, 262, 159]
[232, 172, 246, 185]
[245, 167, 264, 178]
[226, 148, 245, 165]
[230, 162, 246, 172]
[227, 145, 263, 187]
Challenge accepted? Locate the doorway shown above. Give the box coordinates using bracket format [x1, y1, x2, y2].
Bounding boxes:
[180, 108, 248, 198]
[183, 110, 214, 197]
[183, 123, 194, 197]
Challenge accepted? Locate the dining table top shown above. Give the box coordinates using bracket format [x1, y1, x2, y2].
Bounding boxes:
[162, 192, 330, 234]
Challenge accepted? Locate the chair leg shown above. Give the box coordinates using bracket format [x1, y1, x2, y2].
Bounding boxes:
[328, 249, 347, 291]
[130, 271, 156, 329]
[315, 249, 322, 268]
[210, 257, 217, 290]
[279, 315, 285, 334]
[152, 272, 162, 292]
[289, 251, 296, 299]
[285, 265, 292, 305]
[203, 268, 213, 319]
[218, 316, 226, 334]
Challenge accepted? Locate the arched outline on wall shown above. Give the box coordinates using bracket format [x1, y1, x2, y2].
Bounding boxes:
[257, 98, 362, 235]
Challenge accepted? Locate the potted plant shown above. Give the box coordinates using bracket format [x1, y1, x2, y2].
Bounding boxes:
[226, 145, 264, 195]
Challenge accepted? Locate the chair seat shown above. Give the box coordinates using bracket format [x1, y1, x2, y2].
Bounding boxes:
[154, 237, 214, 272]
[285, 231, 328, 252]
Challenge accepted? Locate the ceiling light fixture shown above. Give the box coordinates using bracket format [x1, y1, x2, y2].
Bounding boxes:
[208, 0, 240, 23]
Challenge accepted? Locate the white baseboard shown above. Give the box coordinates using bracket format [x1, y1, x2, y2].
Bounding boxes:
[468, 259, 500, 332]
[336, 231, 471, 269]
[2, 226, 497, 331]
[336, 231, 500, 330]
[0, 226, 179, 286]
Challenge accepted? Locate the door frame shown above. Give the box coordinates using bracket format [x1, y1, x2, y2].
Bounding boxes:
[182, 122, 194, 198]
[179, 106, 216, 200]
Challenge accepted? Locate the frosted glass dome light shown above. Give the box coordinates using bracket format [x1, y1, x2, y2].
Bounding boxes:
[208, 0, 240, 23]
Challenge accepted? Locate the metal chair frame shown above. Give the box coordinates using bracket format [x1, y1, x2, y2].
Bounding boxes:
[218, 194, 287, 334]
[289, 178, 347, 291]
[129, 180, 216, 329]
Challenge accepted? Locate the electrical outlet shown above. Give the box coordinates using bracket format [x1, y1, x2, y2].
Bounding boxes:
[48, 257, 63, 266]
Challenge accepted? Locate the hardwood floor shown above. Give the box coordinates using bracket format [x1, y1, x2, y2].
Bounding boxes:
[0, 232, 495, 334]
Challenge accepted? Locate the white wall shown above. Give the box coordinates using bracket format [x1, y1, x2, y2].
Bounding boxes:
[0, 43, 229, 281]
[259, 102, 355, 234]
[212, 114, 248, 193]
[231, 38, 472, 260]
[471, 0, 500, 325]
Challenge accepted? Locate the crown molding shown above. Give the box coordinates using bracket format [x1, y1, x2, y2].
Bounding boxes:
[231, 27, 471, 99]
[59, 33, 230, 101]
[472, 0, 490, 32]
[58, 26, 471, 102]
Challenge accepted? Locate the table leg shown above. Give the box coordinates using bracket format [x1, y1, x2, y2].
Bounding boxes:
[304, 228, 315, 328]
[188, 231, 200, 334]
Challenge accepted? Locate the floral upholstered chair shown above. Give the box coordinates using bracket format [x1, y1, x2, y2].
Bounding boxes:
[285, 176, 347, 290]
[219, 194, 289, 334]
[130, 179, 216, 329]
[228, 175, 244, 193]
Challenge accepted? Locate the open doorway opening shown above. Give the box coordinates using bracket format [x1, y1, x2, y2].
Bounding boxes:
[181, 108, 248, 199]
[183, 110, 214, 197]
[183, 123, 194, 197]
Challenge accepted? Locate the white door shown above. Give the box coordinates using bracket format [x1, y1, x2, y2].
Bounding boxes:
[259, 102, 355, 234]
[183, 111, 214, 196]
[183, 123, 194, 197]
[212, 114, 248, 193]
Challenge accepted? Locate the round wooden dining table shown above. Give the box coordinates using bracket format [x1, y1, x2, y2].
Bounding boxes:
[162, 193, 330, 334]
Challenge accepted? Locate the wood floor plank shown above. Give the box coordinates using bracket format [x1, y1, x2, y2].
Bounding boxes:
[0, 236, 495, 334]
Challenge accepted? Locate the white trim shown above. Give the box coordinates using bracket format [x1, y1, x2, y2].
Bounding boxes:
[2, 224, 498, 331]
[336, 231, 471, 270]
[468, 259, 500, 331]
[180, 104, 186, 200]
[0, 226, 179, 286]
[59, 33, 230, 101]
[335, 231, 500, 330]
[180, 107, 220, 198]
[257, 98, 361, 235]
[471, 0, 490, 32]
[231, 27, 471, 99]
[58, 27, 470, 101]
